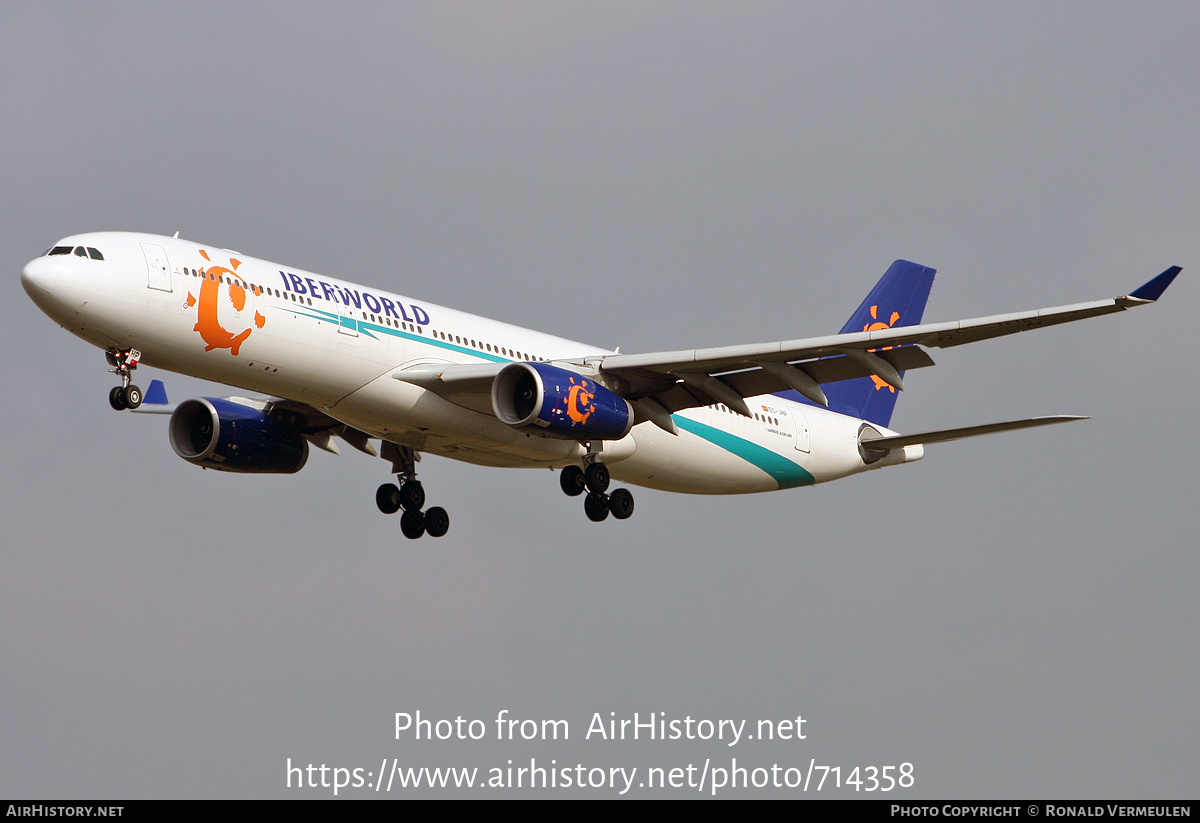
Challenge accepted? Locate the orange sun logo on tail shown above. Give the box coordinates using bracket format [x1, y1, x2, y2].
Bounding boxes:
[863, 305, 900, 392]
[186, 249, 266, 355]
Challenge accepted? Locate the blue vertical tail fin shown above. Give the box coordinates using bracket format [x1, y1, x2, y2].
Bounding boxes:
[820, 260, 936, 428]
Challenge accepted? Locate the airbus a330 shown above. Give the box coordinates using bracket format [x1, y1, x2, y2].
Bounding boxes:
[21, 232, 1179, 539]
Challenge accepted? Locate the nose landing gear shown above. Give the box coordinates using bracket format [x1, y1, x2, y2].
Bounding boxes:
[106, 349, 143, 410]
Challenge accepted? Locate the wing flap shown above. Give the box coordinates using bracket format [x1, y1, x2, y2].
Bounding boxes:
[720, 346, 935, 402]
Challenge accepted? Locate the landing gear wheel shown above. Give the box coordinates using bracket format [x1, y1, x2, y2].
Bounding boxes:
[399, 481, 425, 512]
[609, 488, 635, 520]
[584, 462, 610, 494]
[424, 506, 450, 538]
[560, 465, 586, 497]
[376, 483, 402, 514]
[400, 509, 426, 539]
[584, 492, 610, 522]
[109, 386, 127, 411]
[121, 385, 142, 409]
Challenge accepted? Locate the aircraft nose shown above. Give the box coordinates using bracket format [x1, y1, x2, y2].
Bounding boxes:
[21, 254, 60, 297]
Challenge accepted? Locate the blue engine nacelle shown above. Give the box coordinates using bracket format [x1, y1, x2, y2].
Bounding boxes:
[491, 362, 634, 441]
[169, 398, 309, 473]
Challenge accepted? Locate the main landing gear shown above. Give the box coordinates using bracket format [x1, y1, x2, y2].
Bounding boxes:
[559, 458, 635, 523]
[376, 442, 449, 540]
[106, 349, 143, 410]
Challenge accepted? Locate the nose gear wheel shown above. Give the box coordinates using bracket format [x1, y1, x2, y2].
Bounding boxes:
[105, 349, 142, 411]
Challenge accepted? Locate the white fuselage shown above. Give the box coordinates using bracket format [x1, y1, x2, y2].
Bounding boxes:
[22, 232, 917, 495]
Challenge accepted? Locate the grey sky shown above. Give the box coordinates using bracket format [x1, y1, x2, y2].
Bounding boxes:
[2, 1, 1197, 797]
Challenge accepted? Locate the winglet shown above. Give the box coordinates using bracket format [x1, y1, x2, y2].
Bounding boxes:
[130, 378, 175, 414]
[144, 379, 168, 405]
[1128, 266, 1181, 302]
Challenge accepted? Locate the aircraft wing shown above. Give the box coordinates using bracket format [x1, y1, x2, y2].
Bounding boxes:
[591, 267, 1181, 420]
[132, 379, 379, 456]
[394, 267, 1179, 430]
[391, 363, 504, 415]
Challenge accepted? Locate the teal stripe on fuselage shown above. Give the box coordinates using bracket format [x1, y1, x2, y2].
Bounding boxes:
[285, 307, 509, 362]
[286, 305, 811, 488]
[673, 415, 815, 490]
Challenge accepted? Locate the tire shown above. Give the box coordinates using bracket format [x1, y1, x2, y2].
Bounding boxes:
[108, 386, 127, 411]
[609, 488, 635, 520]
[399, 481, 425, 512]
[559, 465, 585, 497]
[584, 462, 610, 494]
[584, 492, 609, 522]
[376, 483, 402, 514]
[400, 509, 426, 539]
[424, 506, 450, 538]
[122, 385, 142, 409]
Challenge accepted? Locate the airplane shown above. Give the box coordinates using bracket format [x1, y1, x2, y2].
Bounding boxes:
[21, 231, 1180, 540]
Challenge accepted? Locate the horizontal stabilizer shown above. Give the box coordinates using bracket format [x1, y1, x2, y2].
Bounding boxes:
[860, 415, 1088, 452]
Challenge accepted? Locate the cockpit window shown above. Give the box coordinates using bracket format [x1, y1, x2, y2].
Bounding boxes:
[46, 245, 105, 260]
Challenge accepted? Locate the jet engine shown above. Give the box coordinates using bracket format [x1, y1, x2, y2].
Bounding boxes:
[169, 398, 309, 473]
[491, 362, 634, 441]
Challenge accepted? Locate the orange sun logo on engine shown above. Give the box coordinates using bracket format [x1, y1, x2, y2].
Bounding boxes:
[863, 305, 900, 392]
[185, 249, 266, 355]
[564, 376, 596, 425]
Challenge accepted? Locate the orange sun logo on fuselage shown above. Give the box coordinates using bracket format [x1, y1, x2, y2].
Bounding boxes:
[185, 249, 266, 355]
[863, 305, 900, 392]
